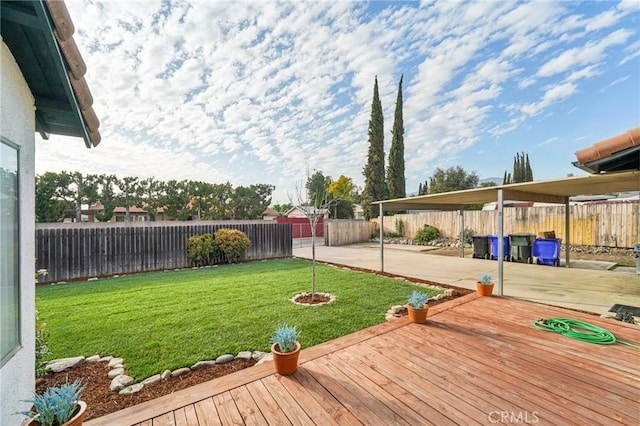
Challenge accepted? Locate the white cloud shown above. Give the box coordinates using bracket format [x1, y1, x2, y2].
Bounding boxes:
[38, 0, 639, 202]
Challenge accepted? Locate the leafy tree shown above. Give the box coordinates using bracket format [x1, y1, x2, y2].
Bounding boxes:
[209, 182, 235, 219]
[69, 172, 97, 222]
[328, 175, 358, 219]
[117, 176, 141, 222]
[230, 184, 274, 219]
[306, 170, 332, 208]
[162, 179, 193, 220]
[427, 166, 479, 194]
[480, 181, 497, 188]
[387, 75, 405, 200]
[190, 181, 214, 220]
[362, 76, 385, 220]
[91, 174, 119, 222]
[35, 172, 71, 222]
[272, 203, 293, 216]
[138, 177, 162, 221]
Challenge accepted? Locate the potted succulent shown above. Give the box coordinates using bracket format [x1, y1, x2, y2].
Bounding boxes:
[406, 290, 429, 323]
[477, 273, 494, 296]
[270, 324, 301, 375]
[21, 379, 86, 426]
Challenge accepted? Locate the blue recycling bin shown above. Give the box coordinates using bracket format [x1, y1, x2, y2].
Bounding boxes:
[489, 235, 510, 261]
[533, 238, 562, 266]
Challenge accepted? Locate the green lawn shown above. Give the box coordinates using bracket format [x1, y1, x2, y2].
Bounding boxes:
[36, 258, 441, 379]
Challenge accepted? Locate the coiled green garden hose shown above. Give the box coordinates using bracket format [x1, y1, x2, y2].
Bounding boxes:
[533, 317, 640, 349]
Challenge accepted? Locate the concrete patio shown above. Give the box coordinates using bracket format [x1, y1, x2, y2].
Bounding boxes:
[293, 244, 640, 316]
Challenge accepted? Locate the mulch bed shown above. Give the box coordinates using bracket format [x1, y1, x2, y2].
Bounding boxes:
[293, 293, 331, 304]
[36, 359, 256, 421]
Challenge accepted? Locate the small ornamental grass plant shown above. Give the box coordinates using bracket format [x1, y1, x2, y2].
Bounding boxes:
[479, 273, 492, 285]
[270, 324, 300, 353]
[407, 290, 429, 308]
[21, 379, 84, 426]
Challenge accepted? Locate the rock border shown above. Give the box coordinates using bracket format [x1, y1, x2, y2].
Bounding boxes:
[46, 350, 269, 395]
[290, 292, 336, 306]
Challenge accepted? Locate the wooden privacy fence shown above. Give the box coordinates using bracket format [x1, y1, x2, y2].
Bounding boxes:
[375, 203, 639, 248]
[324, 220, 377, 246]
[35, 221, 292, 283]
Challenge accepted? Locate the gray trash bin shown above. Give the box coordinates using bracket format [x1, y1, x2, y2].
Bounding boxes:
[635, 244, 640, 275]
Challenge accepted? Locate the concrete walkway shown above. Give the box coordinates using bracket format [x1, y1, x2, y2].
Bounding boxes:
[293, 244, 640, 316]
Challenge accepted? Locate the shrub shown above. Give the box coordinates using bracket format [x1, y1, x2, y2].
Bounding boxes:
[270, 324, 300, 353]
[395, 219, 405, 237]
[21, 379, 84, 426]
[414, 225, 440, 244]
[407, 290, 429, 308]
[463, 228, 475, 245]
[215, 228, 251, 263]
[186, 233, 222, 266]
[35, 310, 51, 378]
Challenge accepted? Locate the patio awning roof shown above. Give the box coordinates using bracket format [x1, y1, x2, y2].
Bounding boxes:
[374, 170, 640, 211]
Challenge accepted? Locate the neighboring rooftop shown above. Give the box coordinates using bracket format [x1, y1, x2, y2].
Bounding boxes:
[1, 0, 100, 147]
[574, 127, 639, 174]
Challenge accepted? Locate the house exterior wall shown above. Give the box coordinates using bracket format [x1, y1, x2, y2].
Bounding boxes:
[0, 39, 36, 425]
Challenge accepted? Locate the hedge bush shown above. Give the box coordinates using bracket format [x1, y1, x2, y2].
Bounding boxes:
[215, 228, 251, 263]
[186, 233, 222, 266]
[414, 225, 440, 244]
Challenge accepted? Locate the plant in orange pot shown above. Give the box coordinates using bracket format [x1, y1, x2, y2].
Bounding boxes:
[21, 379, 86, 426]
[406, 290, 429, 323]
[270, 324, 301, 375]
[477, 273, 494, 296]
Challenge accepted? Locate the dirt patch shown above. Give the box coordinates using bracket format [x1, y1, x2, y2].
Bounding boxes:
[293, 293, 331, 304]
[35, 359, 255, 421]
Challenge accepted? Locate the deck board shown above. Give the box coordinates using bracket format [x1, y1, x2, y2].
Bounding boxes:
[88, 294, 640, 426]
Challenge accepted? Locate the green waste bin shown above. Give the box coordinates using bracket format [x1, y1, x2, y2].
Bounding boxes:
[508, 233, 536, 263]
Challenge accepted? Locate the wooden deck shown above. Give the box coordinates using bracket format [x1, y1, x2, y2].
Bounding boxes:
[87, 294, 640, 425]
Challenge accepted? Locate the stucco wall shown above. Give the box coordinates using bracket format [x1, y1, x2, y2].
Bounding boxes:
[0, 38, 36, 425]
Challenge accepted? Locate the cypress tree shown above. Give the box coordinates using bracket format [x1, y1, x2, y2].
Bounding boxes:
[525, 154, 533, 181]
[387, 75, 405, 200]
[362, 76, 385, 219]
[503, 170, 509, 185]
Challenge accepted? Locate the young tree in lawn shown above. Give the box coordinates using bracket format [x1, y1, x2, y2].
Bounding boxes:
[387, 75, 405, 200]
[292, 168, 336, 301]
[362, 76, 386, 220]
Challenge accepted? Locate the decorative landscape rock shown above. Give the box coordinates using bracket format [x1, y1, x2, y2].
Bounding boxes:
[108, 368, 125, 379]
[108, 357, 124, 368]
[252, 351, 267, 361]
[216, 354, 235, 364]
[111, 363, 124, 369]
[46, 356, 85, 373]
[141, 374, 161, 386]
[86, 355, 101, 362]
[119, 383, 144, 395]
[256, 353, 273, 366]
[191, 360, 217, 370]
[161, 370, 172, 380]
[98, 356, 113, 362]
[171, 367, 191, 377]
[236, 351, 252, 360]
[110, 375, 134, 392]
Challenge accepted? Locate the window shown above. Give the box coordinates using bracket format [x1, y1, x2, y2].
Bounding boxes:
[0, 139, 20, 364]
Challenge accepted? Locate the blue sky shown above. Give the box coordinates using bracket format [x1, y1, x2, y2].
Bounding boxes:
[36, 0, 640, 202]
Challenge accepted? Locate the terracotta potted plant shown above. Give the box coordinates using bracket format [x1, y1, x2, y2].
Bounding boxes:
[476, 273, 494, 296]
[270, 324, 301, 375]
[22, 379, 86, 426]
[406, 290, 429, 323]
